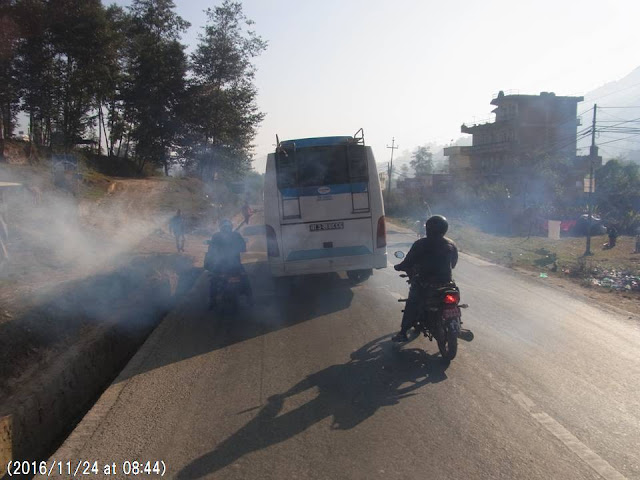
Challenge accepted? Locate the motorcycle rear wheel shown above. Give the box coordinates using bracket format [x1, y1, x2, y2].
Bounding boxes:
[437, 323, 458, 361]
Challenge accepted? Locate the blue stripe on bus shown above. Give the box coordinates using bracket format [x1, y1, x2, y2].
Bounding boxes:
[286, 245, 371, 262]
[281, 182, 368, 198]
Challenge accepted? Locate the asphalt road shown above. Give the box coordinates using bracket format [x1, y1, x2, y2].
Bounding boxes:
[43, 223, 640, 480]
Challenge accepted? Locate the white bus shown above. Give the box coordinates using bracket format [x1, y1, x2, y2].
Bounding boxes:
[264, 131, 387, 281]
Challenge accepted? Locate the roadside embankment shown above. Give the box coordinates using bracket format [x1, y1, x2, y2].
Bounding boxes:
[0, 253, 203, 474]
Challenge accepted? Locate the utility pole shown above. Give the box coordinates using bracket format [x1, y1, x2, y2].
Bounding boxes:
[386, 137, 398, 194]
[584, 104, 597, 256]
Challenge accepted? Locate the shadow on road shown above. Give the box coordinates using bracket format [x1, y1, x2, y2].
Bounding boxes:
[459, 329, 474, 342]
[176, 334, 448, 479]
[116, 263, 356, 382]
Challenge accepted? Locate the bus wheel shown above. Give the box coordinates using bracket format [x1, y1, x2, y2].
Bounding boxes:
[347, 269, 373, 283]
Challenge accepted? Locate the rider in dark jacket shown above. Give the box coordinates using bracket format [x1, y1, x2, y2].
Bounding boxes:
[205, 219, 252, 308]
[392, 215, 458, 342]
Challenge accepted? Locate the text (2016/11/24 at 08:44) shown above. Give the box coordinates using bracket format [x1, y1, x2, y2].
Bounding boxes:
[4, 460, 168, 477]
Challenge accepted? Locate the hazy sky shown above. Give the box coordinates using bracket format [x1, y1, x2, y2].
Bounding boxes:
[115, 0, 640, 172]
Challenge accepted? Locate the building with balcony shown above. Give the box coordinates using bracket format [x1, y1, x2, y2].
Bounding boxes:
[451, 91, 588, 178]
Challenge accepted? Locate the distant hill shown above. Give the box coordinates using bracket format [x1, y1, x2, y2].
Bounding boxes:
[578, 66, 640, 163]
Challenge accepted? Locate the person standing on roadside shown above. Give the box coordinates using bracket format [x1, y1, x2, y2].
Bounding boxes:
[169, 209, 186, 253]
[606, 224, 618, 249]
[241, 201, 253, 226]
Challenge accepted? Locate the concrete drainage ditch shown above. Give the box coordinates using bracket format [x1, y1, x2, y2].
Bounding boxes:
[0, 254, 203, 478]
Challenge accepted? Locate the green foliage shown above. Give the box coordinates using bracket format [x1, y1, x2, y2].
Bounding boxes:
[0, 0, 21, 152]
[410, 145, 433, 177]
[242, 170, 264, 204]
[4, 0, 267, 184]
[595, 159, 640, 233]
[127, 0, 189, 175]
[182, 1, 266, 182]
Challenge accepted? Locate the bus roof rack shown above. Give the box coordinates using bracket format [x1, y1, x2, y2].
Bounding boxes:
[352, 128, 365, 145]
[277, 131, 365, 150]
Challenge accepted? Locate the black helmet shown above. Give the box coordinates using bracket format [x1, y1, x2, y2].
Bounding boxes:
[425, 215, 448, 236]
[219, 218, 233, 233]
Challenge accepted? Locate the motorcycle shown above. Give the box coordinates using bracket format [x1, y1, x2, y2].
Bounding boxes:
[394, 251, 468, 361]
[209, 269, 246, 315]
[204, 240, 248, 315]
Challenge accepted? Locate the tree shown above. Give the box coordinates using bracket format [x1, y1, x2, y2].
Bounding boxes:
[47, 0, 113, 151]
[410, 146, 433, 177]
[183, 0, 266, 181]
[595, 159, 640, 233]
[0, 0, 20, 161]
[13, 0, 115, 151]
[14, 0, 57, 147]
[127, 0, 189, 175]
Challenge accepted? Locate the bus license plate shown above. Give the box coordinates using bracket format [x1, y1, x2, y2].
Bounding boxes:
[310, 222, 344, 232]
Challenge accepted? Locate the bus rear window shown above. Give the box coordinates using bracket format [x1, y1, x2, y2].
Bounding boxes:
[276, 152, 297, 189]
[298, 146, 349, 187]
[276, 145, 368, 189]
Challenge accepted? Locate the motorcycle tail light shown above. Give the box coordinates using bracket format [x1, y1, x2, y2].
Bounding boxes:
[443, 292, 460, 304]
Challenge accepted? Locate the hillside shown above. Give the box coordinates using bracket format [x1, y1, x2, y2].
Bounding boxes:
[578, 66, 640, 162]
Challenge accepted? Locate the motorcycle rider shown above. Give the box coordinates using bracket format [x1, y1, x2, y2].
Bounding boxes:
[204, 218, 252, 309]
[392, 215, 458, 342]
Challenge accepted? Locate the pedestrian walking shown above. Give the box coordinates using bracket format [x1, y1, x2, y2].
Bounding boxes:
[241, 201, 253, 226]
[169, 209, 186, 253]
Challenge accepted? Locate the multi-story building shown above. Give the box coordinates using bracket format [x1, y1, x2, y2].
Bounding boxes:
[449, 91, 590, 179]
[442, 145, 472, 180]
[396, 174, 452, 197]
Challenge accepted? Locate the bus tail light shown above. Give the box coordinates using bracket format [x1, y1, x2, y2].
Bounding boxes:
[265, 224, 280, 257]
[377, 216, 386, 248]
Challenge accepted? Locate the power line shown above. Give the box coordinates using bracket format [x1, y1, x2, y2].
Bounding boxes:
[597, 109, 629, 122]
[584, 81, 640, 103]
[555, 106, 593, 129]
[597, 145, 638, 156]
[595, 116, 640, 133]
[599, 105, 640, 109]
[528, 128, 592, 159]
[597, 132, 640, 147]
